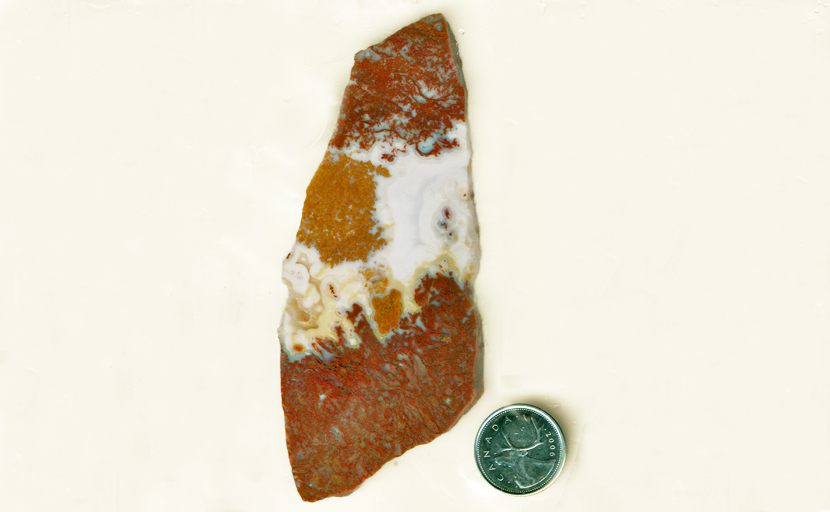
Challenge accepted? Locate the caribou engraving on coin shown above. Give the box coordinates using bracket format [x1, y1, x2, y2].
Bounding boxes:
[474, 404, 566, 495]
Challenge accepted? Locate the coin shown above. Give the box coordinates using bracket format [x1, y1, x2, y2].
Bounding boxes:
[474, 404, 566, 495]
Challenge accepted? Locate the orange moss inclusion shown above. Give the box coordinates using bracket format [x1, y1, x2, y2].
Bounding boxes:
[370, 288, 403, 335]
[296, 153, 390, 266]
[360, 266, 390, 295]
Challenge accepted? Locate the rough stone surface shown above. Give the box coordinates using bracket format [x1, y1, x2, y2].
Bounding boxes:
[279, 13, 483, 502]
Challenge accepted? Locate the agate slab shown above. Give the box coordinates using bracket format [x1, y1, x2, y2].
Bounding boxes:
[279, 13, 483, 502]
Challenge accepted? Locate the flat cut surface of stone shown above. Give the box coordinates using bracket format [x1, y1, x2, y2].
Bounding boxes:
[279, 13, 483, 502]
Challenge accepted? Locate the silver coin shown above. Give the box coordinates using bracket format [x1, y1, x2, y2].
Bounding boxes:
[474, 404, 566, 495]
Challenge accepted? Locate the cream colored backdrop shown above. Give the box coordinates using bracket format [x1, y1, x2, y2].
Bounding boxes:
[1, 1, 829, 510]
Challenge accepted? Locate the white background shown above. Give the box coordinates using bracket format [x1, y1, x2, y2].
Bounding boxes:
[1, 0, 829, 510]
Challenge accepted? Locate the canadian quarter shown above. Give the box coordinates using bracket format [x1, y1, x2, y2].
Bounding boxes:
[474, 404, 566, 495]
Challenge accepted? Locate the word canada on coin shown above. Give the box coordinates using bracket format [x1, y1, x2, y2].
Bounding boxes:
[474, 404, 566, 495]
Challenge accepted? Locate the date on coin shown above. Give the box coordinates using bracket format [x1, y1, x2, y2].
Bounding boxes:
[474, 404, 566, 495]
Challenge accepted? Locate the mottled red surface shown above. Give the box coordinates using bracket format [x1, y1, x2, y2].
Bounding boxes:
[281, 272, 483, 502]
[330, 13, 465, 160]
[281, 13, 482, 502]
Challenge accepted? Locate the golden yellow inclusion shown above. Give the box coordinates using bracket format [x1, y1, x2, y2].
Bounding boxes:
[360, 266, 390, 295]
[371, 288, 403, 335]
[296, 153, 390, 266]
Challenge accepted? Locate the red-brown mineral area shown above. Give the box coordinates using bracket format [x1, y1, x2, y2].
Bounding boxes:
[281, 273, 483, 502]
[280, 13, 482, 502]
[330, 13, 466, 160]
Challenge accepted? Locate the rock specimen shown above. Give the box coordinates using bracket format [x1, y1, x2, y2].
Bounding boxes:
[279, 13, 483, 502]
